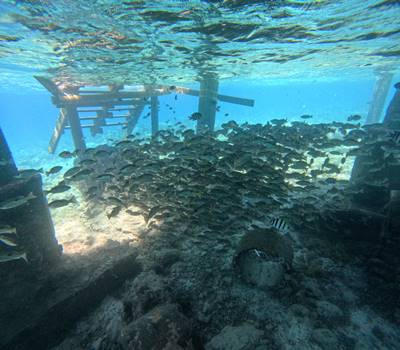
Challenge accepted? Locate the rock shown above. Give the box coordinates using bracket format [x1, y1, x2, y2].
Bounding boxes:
[302, 277, 324, 299]
[311, 328, 338, 348]
[316, 301, 346, 326]
[130, 271, 168, 313]
[239, 253, 285, 288]
[205, 323, 264, 350]
[307, 257, 336, 277]
[152, 249, 182, 275]
[122, 304, 192, 350]
[288, 304, 310, 319]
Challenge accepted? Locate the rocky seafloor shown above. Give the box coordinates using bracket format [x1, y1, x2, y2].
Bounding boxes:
[11, 123, 400, 350]
[47, 202, 400, 350]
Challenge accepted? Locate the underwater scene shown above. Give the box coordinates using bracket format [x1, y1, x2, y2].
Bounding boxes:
[0, 1, 400, 349]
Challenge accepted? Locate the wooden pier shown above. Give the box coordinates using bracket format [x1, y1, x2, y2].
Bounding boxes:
[35, 76, 255, 154]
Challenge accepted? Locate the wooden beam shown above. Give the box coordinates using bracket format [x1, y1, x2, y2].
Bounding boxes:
[66, 122, 128, 129]
[217, 93, 255, 107]
[175, 86, 255, 107]
[34, 76, 61, 97]
[48, 108, 68, 154]
[54, 90, 169, 108]
[66, 106, 86, 152]
[151, 96, 159, 136]
[79, 115, 129, 120]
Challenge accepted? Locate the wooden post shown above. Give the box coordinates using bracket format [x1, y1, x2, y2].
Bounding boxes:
[48, 108, 68, 154]
[90, 109, 107, 136]
[0, 126, 17, 186]
[126, 100, 146, 136]
[151, 96, 159, 136]
[66, 106, 86, 152]
[197, 75, 219, 133]
[366, 72, 394, 124]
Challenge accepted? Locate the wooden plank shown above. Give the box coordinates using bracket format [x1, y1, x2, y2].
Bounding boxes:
[48, 108, 69, 154]
[34, 76, 61, 97]
[151, 96, 159, 135]
[217, 93, 255, 107]
[79, 115, 130, 120]
[56, 90, 169, 108]
[66, 122, 128, 129]
[126, 101, 146, 136]
[175, 86, 255, 107]
[66, 106, 86, 152]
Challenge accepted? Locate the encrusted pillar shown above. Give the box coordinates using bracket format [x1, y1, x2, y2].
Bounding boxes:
[366, 72, 393, 124]
[66, 105, 86, 152]
[0, 127, 17, 186]
[197, 74, 219, 133]
[0, 127, 61, 272]
[383, 82, 400, 129]
[151, 96, 159, 136]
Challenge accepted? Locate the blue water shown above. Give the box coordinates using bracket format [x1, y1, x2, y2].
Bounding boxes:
[1, 76, 398, 170]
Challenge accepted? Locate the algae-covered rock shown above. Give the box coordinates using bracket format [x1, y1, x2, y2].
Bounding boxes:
[122, 303, 192, 350]
[205, 323, 264, 350]
[311, 328, 338, 348]
[316, 300, 346, 326]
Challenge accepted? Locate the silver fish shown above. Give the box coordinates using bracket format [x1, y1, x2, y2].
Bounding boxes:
[0, 234, 18, 247]
[0, 226, 17, 235]
[0, 251, 27, 264]
[0, 192, 36, 210]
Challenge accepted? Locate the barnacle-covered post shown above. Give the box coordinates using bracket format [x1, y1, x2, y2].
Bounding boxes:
[0, 126, 18, 186]
[351, 82, 400, 185]
[0, 127, 61, 271]
[197, 73, 219, 133]
[383, 82, 400, 129]
[366, 70, 394, 125]
[151, 96, 159, 135]
[66, 104, 86, 152]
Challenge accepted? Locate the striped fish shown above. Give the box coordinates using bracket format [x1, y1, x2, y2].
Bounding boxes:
[270, 217, 289, 232]
[390, 130, 400, 144]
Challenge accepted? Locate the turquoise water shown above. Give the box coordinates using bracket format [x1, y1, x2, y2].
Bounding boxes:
[1, 78, 399, 169]
[0, 0, 399, 167]
[1, 2, 400, 349]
